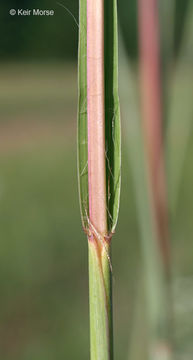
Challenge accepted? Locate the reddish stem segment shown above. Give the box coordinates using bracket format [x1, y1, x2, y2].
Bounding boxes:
[87, 0, 107, 238]
[138, 0, 170, 269]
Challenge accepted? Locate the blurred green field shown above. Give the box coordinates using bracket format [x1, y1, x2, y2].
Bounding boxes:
[0, 63, 193, 359]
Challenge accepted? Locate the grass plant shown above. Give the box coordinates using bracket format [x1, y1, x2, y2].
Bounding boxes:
[78, 1, 121, 359]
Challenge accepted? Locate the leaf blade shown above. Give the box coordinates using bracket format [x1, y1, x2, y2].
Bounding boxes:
[78, 0, 88, 229]
[104, 0, 121, 233]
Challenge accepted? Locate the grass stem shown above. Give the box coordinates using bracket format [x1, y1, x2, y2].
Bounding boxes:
[87, 1, 113, 359]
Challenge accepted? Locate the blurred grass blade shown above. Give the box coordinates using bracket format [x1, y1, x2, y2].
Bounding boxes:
[119, 42, 170, 360]
[127, 269, 148, 360]
[138, 0, 170, 273]
[158, 0, 174, 67]
[167, 2, 193, 213]
[78, 1, 120, 359]
[174, 0, 191, 58]
[137, 1, 172, 357]
[158, 0, 175, 131]
[119, 0, 173, 347]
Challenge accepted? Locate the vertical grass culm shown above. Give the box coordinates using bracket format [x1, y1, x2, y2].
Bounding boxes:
[77, 1, 121, 359]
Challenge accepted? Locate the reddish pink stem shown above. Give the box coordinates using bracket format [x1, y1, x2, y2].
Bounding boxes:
[87, 0, 107, 238]
[138, 0, 170, 269]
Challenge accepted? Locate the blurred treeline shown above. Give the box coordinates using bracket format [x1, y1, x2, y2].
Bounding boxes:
[0, 0, 190, 61]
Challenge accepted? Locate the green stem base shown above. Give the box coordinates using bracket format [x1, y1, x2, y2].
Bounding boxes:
[88, 240, 113, 360]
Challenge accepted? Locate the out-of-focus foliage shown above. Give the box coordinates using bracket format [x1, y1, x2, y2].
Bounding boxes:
[0, 0, 79, 60]
[0, 62, 193, 360]
[118, 0, 138, 60]
[118, 0, 190, 60]
[0, 0, 191, 61]
[174, 0, 191, 56]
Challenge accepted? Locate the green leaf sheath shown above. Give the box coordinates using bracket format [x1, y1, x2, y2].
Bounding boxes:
[78, 0, 121, 233]
[89, 242, 113, 360]
[78, 0, 88, 229]
[104, 0, 121, 233]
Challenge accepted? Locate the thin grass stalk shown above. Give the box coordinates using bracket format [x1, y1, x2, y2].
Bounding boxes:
[87, 1, 112, 359]
[138, 0, 170, 272]
[87, 0, 106, 234]
[78, 1, 121, 359]
[138, 0, 173, 358]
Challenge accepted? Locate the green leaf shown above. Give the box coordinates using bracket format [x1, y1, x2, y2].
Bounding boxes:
[77, 0, 121, 233]
[104, 0, 121, 233]
[77, 0, 88, 229]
